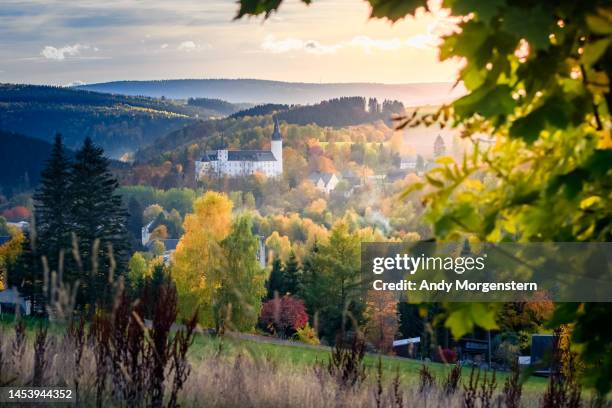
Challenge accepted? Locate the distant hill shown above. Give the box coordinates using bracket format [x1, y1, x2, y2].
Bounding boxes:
[0, 130, 55, 195]
[135, 97, 404, 162]
[0, 84, 242, 158]
[75, 79, 465, 106]
[230, 103, 291, 119]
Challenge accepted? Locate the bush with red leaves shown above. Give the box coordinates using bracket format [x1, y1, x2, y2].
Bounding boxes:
[2, 206, 31, 221]
[260, 295, 308, 337]
[439, 348, 458, 364]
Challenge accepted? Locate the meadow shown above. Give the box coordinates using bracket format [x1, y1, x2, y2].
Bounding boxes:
[1, 314, 557, 407]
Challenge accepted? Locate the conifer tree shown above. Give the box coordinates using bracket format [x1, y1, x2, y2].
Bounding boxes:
[266, 256, 283, 299]
[281, 251, 301, 296]
[69, 137, 129, 309]
[33, 134, 72, 274]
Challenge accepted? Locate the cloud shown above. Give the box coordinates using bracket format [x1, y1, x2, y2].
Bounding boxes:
[261, 34, 438, 55]
[177, 40, 197, 51]
[160, 43, 169, 49]
[40, 44, 89, 60]
[176, 40, 211, 52]
[261, 36, 340, 55]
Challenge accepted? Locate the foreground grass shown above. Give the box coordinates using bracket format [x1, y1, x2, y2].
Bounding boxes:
[188, 333, 549, 394]
[1, 315, 548, 394]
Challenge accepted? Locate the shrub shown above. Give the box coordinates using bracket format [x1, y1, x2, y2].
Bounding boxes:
[438, 347, 458, 364]
[260, 295, 308, 337]
[294, 323, 320, 345]
[495, 341, 520, 368]
[1, 206, 31, 221]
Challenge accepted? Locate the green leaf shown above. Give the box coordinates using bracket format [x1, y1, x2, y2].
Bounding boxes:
[444, 303, 498, 338]
[509, 99, 570, 143]
[367, 0, 427, 21]
[582, 38, 611, 66]
[453, 85, 515, 119]
[501, 5, 555, 50]
[582, 149, 612, 177]
[446, 0, 504, 23]
[434, 214, 456, 237]
[235, 0, 311, 19]
[586, 14, 612, 35]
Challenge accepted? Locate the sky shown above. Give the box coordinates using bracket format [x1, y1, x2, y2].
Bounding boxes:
[0, 0, 462, 85]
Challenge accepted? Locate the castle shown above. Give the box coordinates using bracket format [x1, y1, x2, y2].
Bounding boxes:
[195, 117, 283, 180]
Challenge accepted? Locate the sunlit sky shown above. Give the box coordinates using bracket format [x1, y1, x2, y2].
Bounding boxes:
[0, 0, 461, 85]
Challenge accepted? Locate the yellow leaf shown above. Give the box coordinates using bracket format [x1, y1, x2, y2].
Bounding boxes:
[580, 196, 602, 209]
[597, 129, 612, 149]
[436, 156, 455, 165]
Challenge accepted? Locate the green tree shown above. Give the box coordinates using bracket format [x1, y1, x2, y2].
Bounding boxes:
[70, 137, 129, 310]
[216, 215, 267, 333]
[165, 209, 184, 238]
[33, 134, 72, 274]
[150, 240, 165, 257]
[127, 252, 148, 289]
[281, 251, 302, 296]
[238, 0, 612, 394]
[301, 222, 364, 342]
[266, 255, 283, 299]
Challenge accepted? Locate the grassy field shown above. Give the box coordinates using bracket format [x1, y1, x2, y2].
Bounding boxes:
[188, 333, 550, 394]
[1, 314, 549, 395]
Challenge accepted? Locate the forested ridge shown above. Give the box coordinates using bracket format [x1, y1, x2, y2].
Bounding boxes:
[0, 84, 238, 158]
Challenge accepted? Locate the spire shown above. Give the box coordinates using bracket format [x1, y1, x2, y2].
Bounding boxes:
[272, 116, 282, 141]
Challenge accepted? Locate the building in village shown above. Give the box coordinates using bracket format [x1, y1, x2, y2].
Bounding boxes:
[195, 117, 283, 180]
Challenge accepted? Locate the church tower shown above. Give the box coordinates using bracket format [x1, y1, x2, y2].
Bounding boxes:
[271, 116, 283, 175]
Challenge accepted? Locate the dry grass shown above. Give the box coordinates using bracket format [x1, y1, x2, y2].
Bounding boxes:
[0, 324, 556, 408]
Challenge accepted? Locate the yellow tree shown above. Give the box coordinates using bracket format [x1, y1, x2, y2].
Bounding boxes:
[0, 226, 24, 291]
[172, 192, 233, 325]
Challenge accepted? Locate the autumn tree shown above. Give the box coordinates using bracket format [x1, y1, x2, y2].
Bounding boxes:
[172, 191, 233, 326]
[260, 295, 309, 338]
[0, 226, 24, 291]
[364, 290, 399, 354]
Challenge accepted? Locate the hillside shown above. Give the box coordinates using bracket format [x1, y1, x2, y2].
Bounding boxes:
[0, 84, 242, 158]
[0, 130, 55, 195]
[135, 97, 404, 162]
[75, 79, 465, 106]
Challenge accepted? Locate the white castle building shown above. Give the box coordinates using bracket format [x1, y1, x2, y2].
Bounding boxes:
[195, 117, 283, 180]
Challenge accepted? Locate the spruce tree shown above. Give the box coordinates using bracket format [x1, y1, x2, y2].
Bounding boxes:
[266, 256, 283, 300]
[281, 251, 301, 296]
[70, 137, 129, 309]
[33, 133, 72, 275]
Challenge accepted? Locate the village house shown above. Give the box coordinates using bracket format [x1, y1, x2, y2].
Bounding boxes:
[309, 171, 340, 194]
